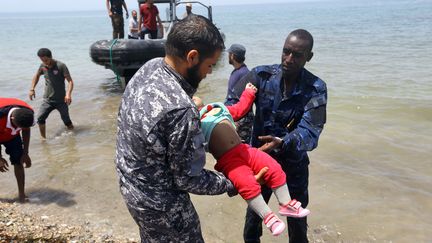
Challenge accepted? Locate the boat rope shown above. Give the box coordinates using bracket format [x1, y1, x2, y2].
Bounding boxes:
[109, 39, 120, 83]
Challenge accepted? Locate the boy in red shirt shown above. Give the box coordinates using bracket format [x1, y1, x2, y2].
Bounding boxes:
[0, 98, 34, 203]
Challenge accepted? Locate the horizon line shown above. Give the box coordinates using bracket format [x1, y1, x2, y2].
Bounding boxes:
[0, 0, 328, 14]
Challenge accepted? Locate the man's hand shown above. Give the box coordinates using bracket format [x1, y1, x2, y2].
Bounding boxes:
[29, 90, 35, 100]
[108, 11, 113, 17]
[228, 166, 269, 197]
[254, 166, 268, 185]
[20, 154, 32, 168]
[245, 82, 257, 94]
[64, 95, 72, 105]
[258, 135, 283, 153]
[0, 158, 9, 172]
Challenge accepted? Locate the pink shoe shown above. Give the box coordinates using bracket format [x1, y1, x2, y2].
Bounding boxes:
[263, 212, 285, 236]
[279, 199, 310, 218]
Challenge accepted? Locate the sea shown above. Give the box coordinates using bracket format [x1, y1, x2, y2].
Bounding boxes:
[0, 0, 431, 242]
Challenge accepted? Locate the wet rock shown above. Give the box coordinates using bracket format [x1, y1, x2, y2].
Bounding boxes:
[0, 201, 138, 242]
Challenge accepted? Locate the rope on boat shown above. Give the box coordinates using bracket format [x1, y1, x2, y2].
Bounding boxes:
[109, 39, 120, 83]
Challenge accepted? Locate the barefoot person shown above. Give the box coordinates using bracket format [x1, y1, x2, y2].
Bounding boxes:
[194, 83, 309, 237]
[0, 98, 34, 202]
[29, 48, 74, 139]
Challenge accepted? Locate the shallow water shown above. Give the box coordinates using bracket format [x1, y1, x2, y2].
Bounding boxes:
[1, 0, 431, 241]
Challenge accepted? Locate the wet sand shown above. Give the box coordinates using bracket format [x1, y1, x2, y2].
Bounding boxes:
[1, 97, 431, 242]
[1, 149, 339, 243]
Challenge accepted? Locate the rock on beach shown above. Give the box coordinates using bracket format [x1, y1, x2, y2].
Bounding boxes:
[0, 201, 137, 242]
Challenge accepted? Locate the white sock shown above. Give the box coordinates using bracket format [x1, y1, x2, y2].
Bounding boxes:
[273, 183, 291, 205]
[246, 195, 272, 219]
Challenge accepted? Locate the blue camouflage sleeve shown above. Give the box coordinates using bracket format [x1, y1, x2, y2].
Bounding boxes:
[281, 83, 327, 152]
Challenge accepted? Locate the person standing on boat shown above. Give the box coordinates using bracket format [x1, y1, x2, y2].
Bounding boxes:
[138, 0, 163, 39]
[106, 0, 129, 39]
[239, 29, 327, 243]
[0, 98, 34, 203]
[29, 48, 74, 139]
[224, 43, 254, 144]
[128, 10, 140, 39]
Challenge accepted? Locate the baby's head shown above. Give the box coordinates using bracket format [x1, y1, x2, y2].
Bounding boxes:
[192, 96, 204, 110]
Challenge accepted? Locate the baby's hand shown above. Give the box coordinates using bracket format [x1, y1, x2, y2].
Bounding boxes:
[192, 96, 204, 109]
[245, 83, 257, 93]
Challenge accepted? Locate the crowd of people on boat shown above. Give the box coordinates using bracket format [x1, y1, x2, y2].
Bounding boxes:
[1, 1, 327, 242]
[107, 0, 194, 40]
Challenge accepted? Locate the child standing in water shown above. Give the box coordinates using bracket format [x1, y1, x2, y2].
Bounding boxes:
[193, 83, 309, 237]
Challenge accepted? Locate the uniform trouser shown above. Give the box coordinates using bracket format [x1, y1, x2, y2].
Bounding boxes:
[111, 14, 124, 39]
[126, 198, 205, 243]
[243, 161, 309, 243]
[37, 100, 72, 126]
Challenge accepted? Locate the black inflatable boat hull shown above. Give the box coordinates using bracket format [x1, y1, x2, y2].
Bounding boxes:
[90, 39, 166, 66]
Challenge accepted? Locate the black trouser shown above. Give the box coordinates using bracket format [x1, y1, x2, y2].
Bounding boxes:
[37, 100, 72, 126]
[244, 161, 309, 243]
[140, 28, 157, 39]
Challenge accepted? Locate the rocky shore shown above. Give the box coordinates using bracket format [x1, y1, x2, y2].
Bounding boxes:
[0, 201, 137, 243]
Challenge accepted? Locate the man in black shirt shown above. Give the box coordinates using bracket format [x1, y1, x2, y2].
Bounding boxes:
[106, 0, 129, 39]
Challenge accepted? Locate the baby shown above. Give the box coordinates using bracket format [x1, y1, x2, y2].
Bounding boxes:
[193, 83, 309, 237]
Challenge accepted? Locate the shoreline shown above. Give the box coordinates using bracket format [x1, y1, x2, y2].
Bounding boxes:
[0, 201, 138, 242]
[0, 154, 337, 243]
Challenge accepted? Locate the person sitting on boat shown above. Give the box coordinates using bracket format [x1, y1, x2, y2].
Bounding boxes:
[128, 10, 140, 39]
[193, 83, 310, 237]
[138, 0, 163, 39]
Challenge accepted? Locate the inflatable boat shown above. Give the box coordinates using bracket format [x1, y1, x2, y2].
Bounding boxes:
[90, 0, 219, 84]
[90, 38, 166, 79]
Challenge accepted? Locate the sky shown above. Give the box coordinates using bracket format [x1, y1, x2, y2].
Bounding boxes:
[1, 0, 310, 13]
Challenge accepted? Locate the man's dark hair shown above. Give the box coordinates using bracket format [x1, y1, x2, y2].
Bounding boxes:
[232, 54, 245, 64]
[12, 108, 34, 128]
[289, 29, 314, 52]
[37, 48, 52, 58]
[165, 15, 225, 61]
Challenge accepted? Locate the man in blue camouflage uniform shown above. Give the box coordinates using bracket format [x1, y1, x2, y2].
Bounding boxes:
[236, 29, 327, 243]
[116, 15, 238, 242]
